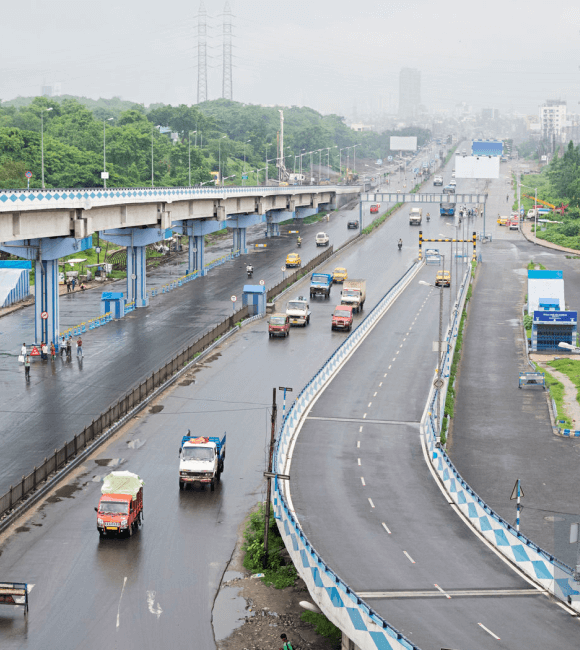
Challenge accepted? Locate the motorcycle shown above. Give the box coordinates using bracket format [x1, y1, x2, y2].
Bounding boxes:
[246, 265, 253, 278]
[297, 238, 302, 248]
[397, 241, 402, 251]
[426, 214, 430, 222]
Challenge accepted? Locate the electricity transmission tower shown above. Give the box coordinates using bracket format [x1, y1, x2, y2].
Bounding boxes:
[197, 1, 208, 104]
[222, 2, 233, 100]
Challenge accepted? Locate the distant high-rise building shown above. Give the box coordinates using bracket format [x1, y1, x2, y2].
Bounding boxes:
[398, 68, 421, 119]
[540, 100, 566, 142]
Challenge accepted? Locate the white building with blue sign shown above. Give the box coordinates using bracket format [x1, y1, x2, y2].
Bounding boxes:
[527, 270, 577, 350]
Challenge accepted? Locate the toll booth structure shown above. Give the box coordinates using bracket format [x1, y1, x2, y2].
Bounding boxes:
[242, 285, 267, 316]
[532, 311, 577, 351]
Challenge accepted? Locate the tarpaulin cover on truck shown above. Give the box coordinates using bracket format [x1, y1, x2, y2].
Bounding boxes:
[101, 471, 144, 499]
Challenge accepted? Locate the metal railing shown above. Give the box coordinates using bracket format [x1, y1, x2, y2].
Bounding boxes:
[0, 304, 249, 523]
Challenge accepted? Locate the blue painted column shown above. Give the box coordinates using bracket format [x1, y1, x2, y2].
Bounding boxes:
[232, 228, 240, 254]
[35, 259, 59, 347]
[266, 222, 280, 238]
[101, 227, 171, 308]
[238, 227, 247, 255]
[195, 235, 206, 276]
[187, 235, 196, 275]
[126, 245, 149, 307]
[0, 236, 93, 349]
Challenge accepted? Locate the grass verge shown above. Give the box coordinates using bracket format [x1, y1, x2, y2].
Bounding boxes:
[441, 284, 472, 444]
[242, 502, 297, 589]
[532, 362, 572, 428]
[547, 357, 580, 418]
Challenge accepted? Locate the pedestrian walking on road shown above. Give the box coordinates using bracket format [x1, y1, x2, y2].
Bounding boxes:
[72, 277, 76, 291]
[76, 337, 83, 358]
[50, 342, 56, 361]
[60, 336, 66, 357]
[21, 343, 27, 358]
[41, 342, 48, 361]
[66, 337, 72, 359]
[66, 277, 71, 293]
[506, 194, 509, 202]
[24, 354, 31, 381]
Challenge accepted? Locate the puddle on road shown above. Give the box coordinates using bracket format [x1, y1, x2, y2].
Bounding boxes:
[213, 572, 253, 642]
[94, 458, 125, 467]
[127, 439, 146, 450]
[14, 526, 30, 534]
[46, 482, 84, 503]
[149, 404, 164, 414]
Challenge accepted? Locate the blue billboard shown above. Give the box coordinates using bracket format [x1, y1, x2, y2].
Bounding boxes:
[533, 310, 577, 323]
[471, 140, 503, 157]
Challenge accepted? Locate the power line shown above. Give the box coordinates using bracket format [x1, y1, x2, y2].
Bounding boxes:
[197, 1, 208, 104]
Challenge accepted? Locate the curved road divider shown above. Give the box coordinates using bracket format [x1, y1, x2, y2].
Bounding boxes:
[273, 260, 425, 650]
[420, 264, 580, 607]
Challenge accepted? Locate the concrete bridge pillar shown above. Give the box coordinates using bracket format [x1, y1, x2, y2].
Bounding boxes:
[266, 222, 280, 238]
[101, 227, 171, 308]
[231, 227, 246, 254]
[0, 235, 93, 347]
[194, 235, 206, 275]
[225, 213, 263, 253]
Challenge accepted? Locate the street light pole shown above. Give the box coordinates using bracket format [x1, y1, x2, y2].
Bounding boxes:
[188, 130, 197, 187]
[103, 117, 113, 189]
[353, 143, 360, 174]
[41, 107, 53, 190]
[218, 135, 226, 186]
[243, 139, 251, 186]
[151, 125, 155, 188]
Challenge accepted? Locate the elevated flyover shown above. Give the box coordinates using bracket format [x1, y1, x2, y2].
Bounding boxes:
[0, 184, 356, 345]
[274, 262, 580, 649]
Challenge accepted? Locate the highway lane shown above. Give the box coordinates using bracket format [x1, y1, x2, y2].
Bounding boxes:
[289, 262, 580, 649]
[0, 197, 378, 494]
[0, 187, 419, 649]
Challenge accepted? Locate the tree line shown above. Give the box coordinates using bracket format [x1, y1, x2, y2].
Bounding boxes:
[0, 96, 430, 190]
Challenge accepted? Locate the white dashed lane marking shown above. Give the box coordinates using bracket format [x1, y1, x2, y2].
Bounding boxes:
[368, 498, 375, 508]
[382, 522, 392, 534]
[403, 551, 416, 564]
[478, 623, 500, 640]
[368, 402, 372, 407]
[434, 584, 451, 599]
[361, 477, 366, 486]
[359, 426, 363, 432]
[358, 458, 361, 466]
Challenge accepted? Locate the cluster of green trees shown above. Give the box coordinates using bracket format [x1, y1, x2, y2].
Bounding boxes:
[0, 95, 430, 190]
[519, 141, 580, 249]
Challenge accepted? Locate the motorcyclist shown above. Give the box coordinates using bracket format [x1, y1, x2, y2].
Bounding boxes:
[426, 212, 430, 222]
[297, 236, 302, 247]
[398, 238, 403, 250]
[246, 264, 253, 277]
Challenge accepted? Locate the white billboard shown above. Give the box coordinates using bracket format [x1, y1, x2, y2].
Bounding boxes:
[390, 136, 417, 152]
[455, 155, 499, 179]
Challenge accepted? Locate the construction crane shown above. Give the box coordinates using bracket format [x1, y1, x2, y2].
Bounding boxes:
[522, 194, 568, 215]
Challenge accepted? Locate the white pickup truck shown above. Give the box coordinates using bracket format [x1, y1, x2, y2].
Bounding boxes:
[286, 297, 311, 326]
[316, 232, 330, 246]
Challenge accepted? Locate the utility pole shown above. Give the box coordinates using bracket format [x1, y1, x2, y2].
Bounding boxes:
[222, 1, 233, 100]
[197, 2, 208, 104]
[263, 387, 277, 569]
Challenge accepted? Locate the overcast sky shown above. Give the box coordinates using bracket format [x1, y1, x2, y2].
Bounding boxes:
[2, 0, 579, 116]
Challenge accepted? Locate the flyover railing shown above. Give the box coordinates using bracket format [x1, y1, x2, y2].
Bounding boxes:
[0, 184, 357, 212]
[273, 261, 425, 650]
[422, 264, 580, 604]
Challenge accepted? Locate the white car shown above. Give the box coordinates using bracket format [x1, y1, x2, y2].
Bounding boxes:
[449, 179, 457, 187]
[316, 232, 330, 247]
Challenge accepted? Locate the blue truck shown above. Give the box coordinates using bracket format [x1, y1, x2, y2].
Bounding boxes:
[310, 273, 332, 299]
[440, 203, 455, 217]
[179, 432, 226, 491]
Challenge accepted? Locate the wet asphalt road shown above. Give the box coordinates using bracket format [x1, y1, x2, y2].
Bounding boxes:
[289, 162, 580, 649]
[0, 182, 426, 649]
[0, 199, 380, 494]
[449, 169, 580, 565]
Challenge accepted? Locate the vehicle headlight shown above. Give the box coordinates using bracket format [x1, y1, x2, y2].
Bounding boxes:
[98, 518, 104, 526]
[121, 519, 128, 526]
[180, 471, 187, 476]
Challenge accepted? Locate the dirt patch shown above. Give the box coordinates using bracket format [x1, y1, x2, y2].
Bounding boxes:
[215, 518, 338, 650]
[531, 354, 580, 426]
[149, 404, 164, 414]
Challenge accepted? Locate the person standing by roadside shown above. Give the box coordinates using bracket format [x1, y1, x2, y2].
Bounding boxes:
[66, 336, 72, 359]
[41, 342, 48, 361]
[24, 354, 31, 381]
[60, 335, 66, 357]
[66, 277, 72, 293]
[72, 277, 76, 291]
[21, 343, 27, 358]
[50, 342, 56, 361]
[76, 337, 83, 358]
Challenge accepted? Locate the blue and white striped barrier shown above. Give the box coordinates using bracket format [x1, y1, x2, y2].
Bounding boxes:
[273, 261, 425, 650]
[559, 429, 580, 437]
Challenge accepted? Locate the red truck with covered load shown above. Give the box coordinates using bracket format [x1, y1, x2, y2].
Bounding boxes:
[95, 471, 144, 538]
